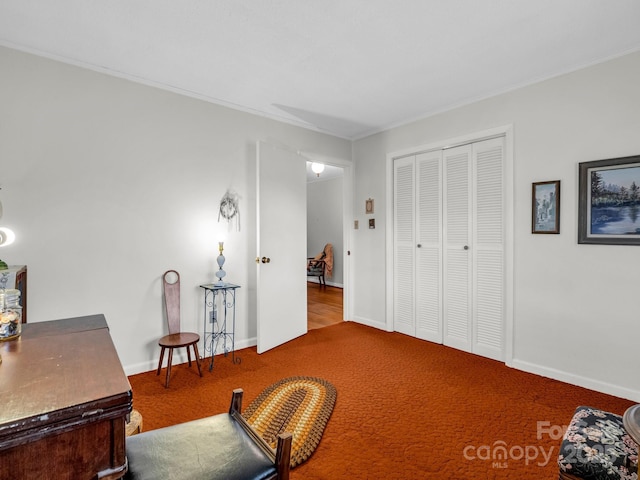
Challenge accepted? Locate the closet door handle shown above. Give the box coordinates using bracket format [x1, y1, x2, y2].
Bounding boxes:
[417, 244, 422, 248]
[463, 245, 469, 250]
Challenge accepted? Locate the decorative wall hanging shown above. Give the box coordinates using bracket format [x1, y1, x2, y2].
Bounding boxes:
[365, 198, 374, 214]
[579, 154, 640, 245]
[532, 181, 560, 234]
[218, 190, 240, 231]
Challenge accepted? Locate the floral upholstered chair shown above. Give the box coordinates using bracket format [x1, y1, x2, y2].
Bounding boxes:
[558, 406, 638, 480]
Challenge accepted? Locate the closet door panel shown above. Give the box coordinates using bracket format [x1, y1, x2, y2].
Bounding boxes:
[475, 250, 503, 358]
[443, 146, 472, 351]
[444, 250, 471, 348]
[392, 135, 506, 362]
[473, 138, 505, 360]
[393, 157, 415, 336]
[415, 152, 442, 342]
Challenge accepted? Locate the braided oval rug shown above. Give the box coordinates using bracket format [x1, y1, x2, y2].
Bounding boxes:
[242, 376, 337, 468]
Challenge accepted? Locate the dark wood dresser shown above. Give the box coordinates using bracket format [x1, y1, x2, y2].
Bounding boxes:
[0, 314, 132, 480]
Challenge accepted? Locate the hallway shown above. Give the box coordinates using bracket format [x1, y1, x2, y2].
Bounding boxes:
[307, 283, 343, 330]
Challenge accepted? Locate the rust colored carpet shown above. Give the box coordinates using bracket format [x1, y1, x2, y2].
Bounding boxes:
[127, 322, 634, 479]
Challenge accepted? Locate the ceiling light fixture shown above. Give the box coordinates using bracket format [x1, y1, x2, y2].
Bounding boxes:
[311, 163, 325, 177]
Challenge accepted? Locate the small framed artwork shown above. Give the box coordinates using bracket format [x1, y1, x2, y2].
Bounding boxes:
[365, 198, 374, 214]
[578, 154, 640, 245]
[532, 181, 561, 234]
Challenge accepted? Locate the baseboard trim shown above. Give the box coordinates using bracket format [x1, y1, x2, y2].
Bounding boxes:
[351, 315, 391, 332]
[124, 337, 257, 376]
[306, 278, 343, 288]
[511, 358, 640, 402]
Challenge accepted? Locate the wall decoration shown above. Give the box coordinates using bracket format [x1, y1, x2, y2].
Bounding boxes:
[218, 190, 241, 231]
[365, 198, 374, 214]
[369, 218, 375, 229]
[579, 154, 640, 245]
[532, 181, 560, 234]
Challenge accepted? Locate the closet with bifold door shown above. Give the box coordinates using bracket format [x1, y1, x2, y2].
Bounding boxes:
[393, 136, 505, 362]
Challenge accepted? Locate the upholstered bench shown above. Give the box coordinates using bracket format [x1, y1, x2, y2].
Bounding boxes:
[558, 405, 638, 480]
[124, 389, 292, 480]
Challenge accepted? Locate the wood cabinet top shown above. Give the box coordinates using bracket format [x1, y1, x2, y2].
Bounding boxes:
[0, 314, 132, 440]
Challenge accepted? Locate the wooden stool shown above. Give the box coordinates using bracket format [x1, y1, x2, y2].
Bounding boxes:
[126, 409, 143, 436]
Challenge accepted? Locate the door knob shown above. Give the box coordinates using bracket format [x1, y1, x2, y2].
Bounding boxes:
[417, 244, 422, 248]
[463, 245, 469, 250]
[261, 257, 271, 263]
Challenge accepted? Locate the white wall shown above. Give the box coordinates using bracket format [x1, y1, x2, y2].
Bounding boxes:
[4, 43, 639, 400]
[307, 176, 343, 286]
[352, 51, 640, 401]
[0, 46, 352, 374]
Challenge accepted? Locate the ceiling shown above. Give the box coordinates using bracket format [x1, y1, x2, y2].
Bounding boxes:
[1, 1, 640, 140]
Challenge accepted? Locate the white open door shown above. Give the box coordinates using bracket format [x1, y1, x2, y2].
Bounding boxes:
[256, 141, 307, 353]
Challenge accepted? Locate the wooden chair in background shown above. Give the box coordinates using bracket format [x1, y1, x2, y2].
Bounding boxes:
[307, 243, 332, 287]
[157, 270, 202, 388]
[306, 258, 327, 286]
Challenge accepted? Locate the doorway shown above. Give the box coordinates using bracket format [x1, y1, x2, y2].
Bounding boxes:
[307, 283, 343, 330]
[306, 161, 345, 329]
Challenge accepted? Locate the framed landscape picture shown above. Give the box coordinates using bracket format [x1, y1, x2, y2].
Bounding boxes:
[578, 154, 640, 245]
[532, 181, 560, 234]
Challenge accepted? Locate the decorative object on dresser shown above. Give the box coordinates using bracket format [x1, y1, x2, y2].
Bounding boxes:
[0, 314, 132, 480]
[0, 265, 26, 323]
[0, 288, 22, 340]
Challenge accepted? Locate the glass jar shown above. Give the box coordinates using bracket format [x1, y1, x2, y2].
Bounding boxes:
[0, 289, 22, 341]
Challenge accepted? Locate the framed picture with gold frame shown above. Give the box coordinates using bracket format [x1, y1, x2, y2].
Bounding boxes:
[365, 198, 374, 214]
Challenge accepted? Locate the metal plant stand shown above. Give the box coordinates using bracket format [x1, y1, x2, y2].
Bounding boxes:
[199, 283, 241, 371]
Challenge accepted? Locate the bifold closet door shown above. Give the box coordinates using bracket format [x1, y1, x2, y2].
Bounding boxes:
[393, 137, 505, 362]
[442, 145, 473, 352]
[442, 138, 505, 361]
[393, 152, 442, 342]
[471, 137, 505, 361]
[393, 157, 415, 337]
[415, 152, 442, 342]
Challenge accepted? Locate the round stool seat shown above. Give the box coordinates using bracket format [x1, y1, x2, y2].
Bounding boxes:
[126, 409, 143, 436]
[158, 332, 200, 348]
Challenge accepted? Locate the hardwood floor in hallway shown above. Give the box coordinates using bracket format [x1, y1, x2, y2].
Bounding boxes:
[307, 282, 343, 330]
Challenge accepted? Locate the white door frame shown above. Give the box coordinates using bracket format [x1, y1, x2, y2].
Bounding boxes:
[385, 125, 514, 365]
[300, 151, 354, 321]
